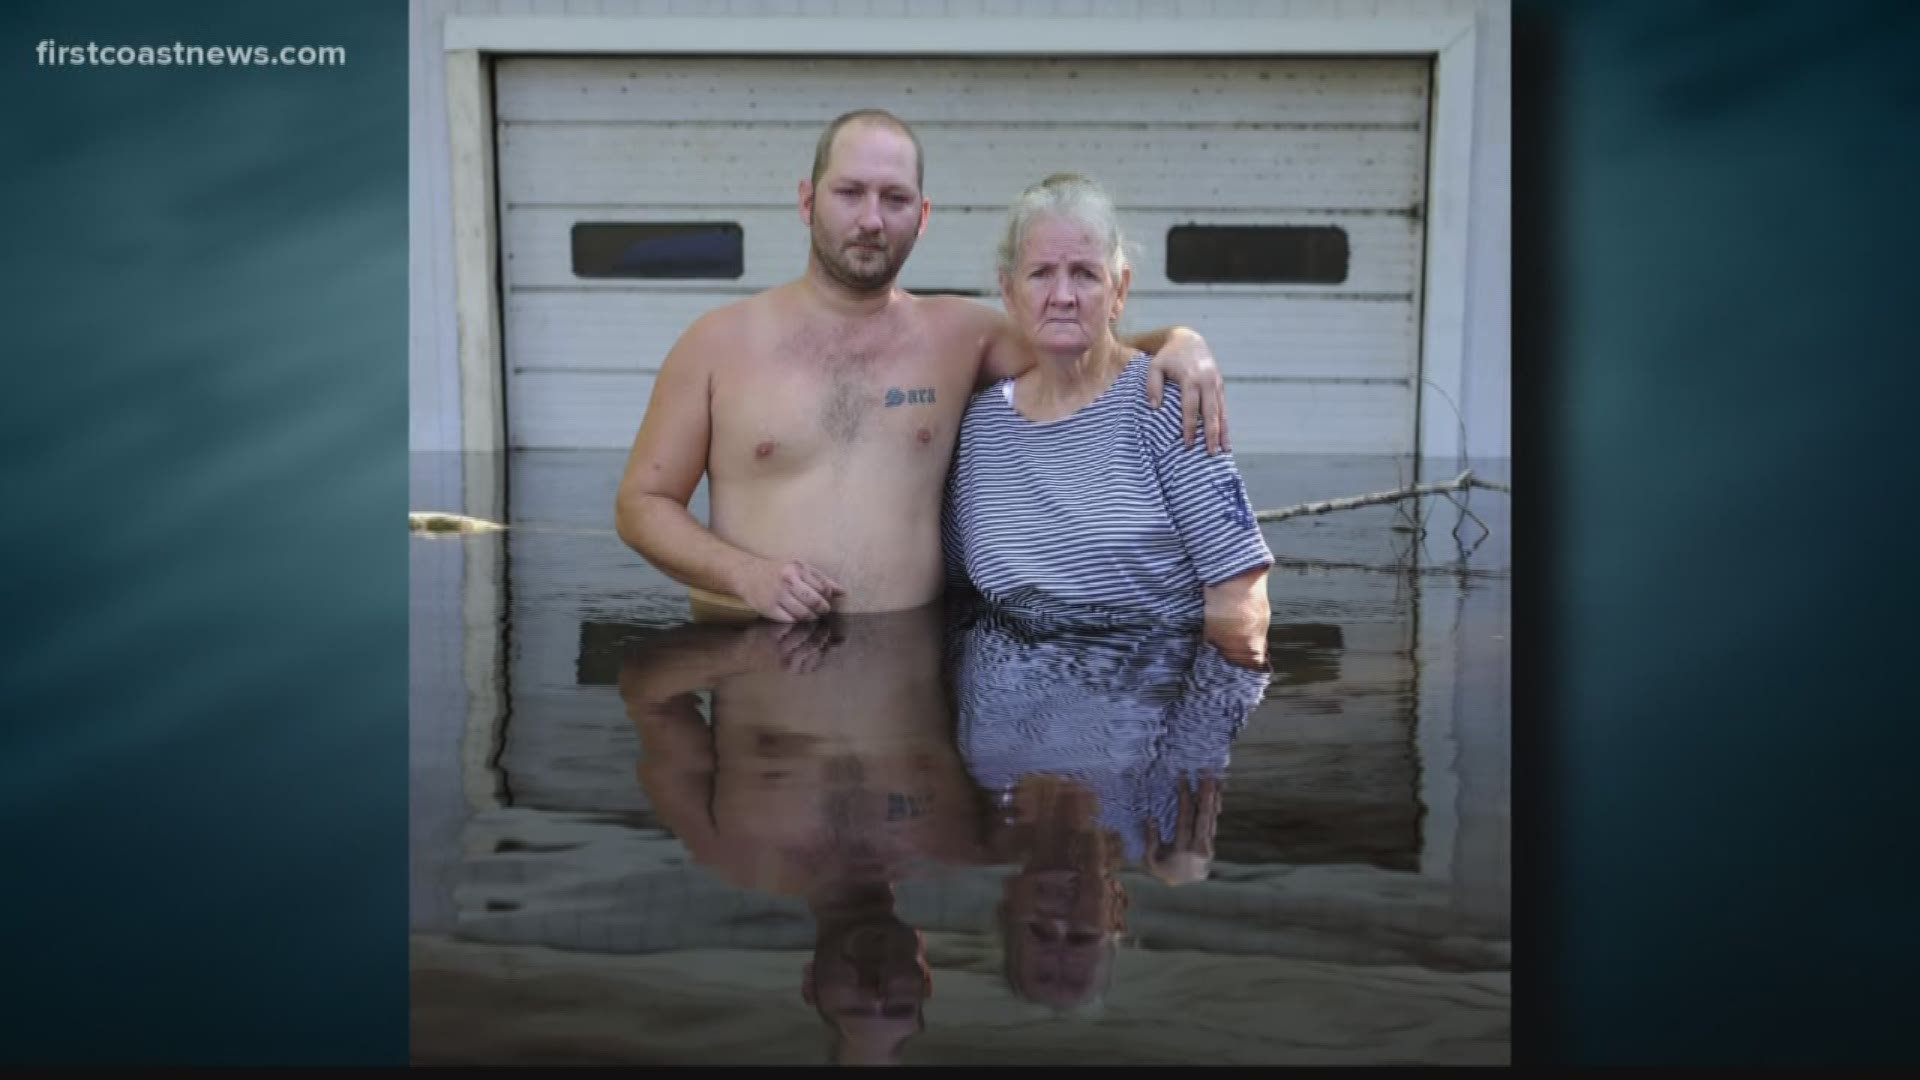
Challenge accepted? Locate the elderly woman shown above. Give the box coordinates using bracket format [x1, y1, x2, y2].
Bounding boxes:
[943, 173, 1273, 637]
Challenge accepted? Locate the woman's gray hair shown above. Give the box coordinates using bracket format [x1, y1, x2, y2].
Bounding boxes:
[995, 172, 1132, 281]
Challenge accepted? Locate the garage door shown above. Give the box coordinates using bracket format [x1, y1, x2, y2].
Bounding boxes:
[493, 56, 1431, 454]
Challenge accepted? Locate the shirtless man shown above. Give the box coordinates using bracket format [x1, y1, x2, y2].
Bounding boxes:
[614, 109, 1231, 623]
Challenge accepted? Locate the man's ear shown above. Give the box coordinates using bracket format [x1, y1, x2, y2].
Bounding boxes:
[798, 179, 814, 226]
[917, 196, 931, 238]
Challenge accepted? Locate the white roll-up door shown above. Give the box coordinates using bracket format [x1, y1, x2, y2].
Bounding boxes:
[494, 56, 1430, 454]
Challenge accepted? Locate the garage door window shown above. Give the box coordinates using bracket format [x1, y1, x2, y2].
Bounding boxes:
[570, 222, 744, 280]
[1166, 225, 1349, 285]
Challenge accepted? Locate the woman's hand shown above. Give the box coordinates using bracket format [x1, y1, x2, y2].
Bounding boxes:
[1146, 775, 1224, 886]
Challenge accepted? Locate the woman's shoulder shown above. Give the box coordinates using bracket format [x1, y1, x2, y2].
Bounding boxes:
[1117, 351, 1186, 446]
[960, 376, 1016, 420]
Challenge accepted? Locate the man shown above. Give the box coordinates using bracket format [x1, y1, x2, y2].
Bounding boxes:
[614, 109, 1232, 622]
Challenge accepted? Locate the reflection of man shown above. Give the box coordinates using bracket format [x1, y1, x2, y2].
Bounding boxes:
[617, 604, 984, 1064]
[803, 880, 934, 1067]
[614, 109, 1231, 624]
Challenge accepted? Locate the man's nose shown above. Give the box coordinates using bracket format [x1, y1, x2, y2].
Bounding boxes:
[858, 197, 883, 230]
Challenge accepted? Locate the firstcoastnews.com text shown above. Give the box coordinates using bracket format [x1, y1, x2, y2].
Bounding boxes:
[36, 40, 347, 67]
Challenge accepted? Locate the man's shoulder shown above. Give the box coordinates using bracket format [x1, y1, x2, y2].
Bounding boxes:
[668, 287, 784, 364]
[688, 289, 775, 335]
[908, 291, 1002, 336]
[907, 292, 1016, 383]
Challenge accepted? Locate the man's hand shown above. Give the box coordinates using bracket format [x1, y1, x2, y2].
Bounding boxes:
[1144, 327, 1229, 454]
[734, 619, 844, 674]
[732, 558, 845, 622]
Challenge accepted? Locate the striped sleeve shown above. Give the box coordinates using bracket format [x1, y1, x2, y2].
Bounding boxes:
[1143, 382, 1275, 586]
[1159, 639, 1271, 777]
[939, 480, 968, 588]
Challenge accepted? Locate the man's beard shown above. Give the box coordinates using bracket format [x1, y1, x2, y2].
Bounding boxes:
[812, 227, 906, 293]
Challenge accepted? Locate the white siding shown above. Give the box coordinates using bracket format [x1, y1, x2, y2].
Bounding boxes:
[499, 122, 1427, 210]
[494, 54, 1431, 452]
[407, 0, 1510, 461]
[492, 55, 1430, 124]
[505, 207, 1424, 294]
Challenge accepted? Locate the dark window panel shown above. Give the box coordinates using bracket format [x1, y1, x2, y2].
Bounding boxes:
[571, 222, 744, 279]
[1166, 225, 1350, 285]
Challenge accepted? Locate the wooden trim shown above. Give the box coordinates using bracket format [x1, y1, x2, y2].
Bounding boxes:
[446, 49, 505, 453]
[460, 452, 508, 814]
[443, 15, 1471, 55]
[1416, 20, 1479, 467]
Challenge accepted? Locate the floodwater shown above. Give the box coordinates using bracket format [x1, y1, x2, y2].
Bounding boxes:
[408, 450, 1511, 1066]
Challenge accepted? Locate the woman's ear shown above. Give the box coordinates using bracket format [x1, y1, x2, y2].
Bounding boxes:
[1110, 266, 1131, 323]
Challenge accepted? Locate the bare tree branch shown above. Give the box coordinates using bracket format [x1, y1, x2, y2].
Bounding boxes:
[1253, 470, 1510, 524]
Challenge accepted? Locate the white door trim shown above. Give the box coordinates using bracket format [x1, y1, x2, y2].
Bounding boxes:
[443, 14, 1470, 55]
[445, 48, 505, 454]
[441, 15, 1479, 461]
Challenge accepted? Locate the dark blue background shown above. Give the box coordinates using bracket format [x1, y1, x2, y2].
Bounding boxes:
[1513, 0, 1920, 1064]
[0, 0, 406, 1064]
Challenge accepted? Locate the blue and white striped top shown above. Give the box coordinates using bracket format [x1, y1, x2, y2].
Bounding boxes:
[942, 352, 1274, 628]
[946, 605, 1271, 865]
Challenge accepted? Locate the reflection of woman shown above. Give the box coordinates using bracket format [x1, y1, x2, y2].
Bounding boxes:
[946, 602, 1271, 1011]
[950, 604, 1270, 871]
[992, 774, 1131, 1013]
[943, 172, 1273, 633]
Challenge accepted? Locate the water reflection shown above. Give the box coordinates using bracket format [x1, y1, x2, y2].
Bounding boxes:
[410, 449, 1510, 1066]
[949, 602, 1270, 1014]
[617, 606, 980, 1065]
[611, 596, 1285, 1052]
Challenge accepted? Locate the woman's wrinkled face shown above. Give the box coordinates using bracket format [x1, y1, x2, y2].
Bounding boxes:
[1001, 215, 1130, 360]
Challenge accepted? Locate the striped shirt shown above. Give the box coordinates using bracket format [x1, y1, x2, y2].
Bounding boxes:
[942, 351, 1274, 628]
[948, 605, 1271, 864]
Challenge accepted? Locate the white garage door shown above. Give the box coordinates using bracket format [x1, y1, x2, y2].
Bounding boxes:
[493, 56, 1430, 454]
